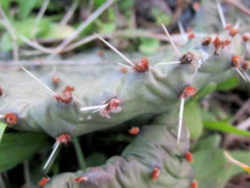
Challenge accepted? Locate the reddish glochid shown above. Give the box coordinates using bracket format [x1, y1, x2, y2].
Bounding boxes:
[180, 52, 195, 65]
[181, 86, 197, 99]
[231, 56, 241, 68]
[152, 168, 160, 180]
[38, 177, 50, 187]
[241, 61, 249, 71]
[56, 134, 71, 144]
[185, 152, 193, 163]
[129, 127, 140, 135]
[52, 75, 60, 85]
[55, 86, 74, 104]
[120, 67, 128, 74]
[133, 58, 149, 72]
[229, 28, 239, 37]
[4, 113, 18, 125]
[187, 28, 195, 40]
[202, 36, 212, 46]
[242, 33, 250, 42]
[74, 176, 88, 183]
[191, 180, 198, 188]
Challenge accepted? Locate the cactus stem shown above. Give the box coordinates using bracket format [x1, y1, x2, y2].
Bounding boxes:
[97, 35, 135, 67]
[161, 24, 181, 56]
[216, 1, 227, 28]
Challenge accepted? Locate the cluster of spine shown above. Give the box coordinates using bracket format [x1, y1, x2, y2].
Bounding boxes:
[0, 1, 249, 188]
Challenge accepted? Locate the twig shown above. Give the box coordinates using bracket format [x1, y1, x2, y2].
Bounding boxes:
[0, 174, 6, 188]
[23, 161, 31, 187]
[224, 0, 250, 16]
[19, 35, 54, 54]
[0, 5, 57, 97]
[52, 0, 115, 54]
[72, 137, 86, 170]
[237, 118, 250, 130]
[60, 0, 79, 26]
[32, 0, 50, 36]
[216, 1, 227, 28]
[224, 151, 250, 173]
[0, 5, 19, 61]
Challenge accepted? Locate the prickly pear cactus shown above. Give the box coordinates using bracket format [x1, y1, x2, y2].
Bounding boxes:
[0, 0, 250, 187]
[45, 113, 193, 188]
[1, 33, 248, 138]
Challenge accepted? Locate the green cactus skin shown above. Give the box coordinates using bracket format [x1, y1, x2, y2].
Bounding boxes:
[45, 113, 194, 188]
[0, 0, 249, 188]
[0, 32, 247, 138]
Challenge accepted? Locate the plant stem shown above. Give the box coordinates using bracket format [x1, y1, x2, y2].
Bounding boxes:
[72, 137, 86, 170]
[0, 174, 6, 188]
[23, 161, 31, 187]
